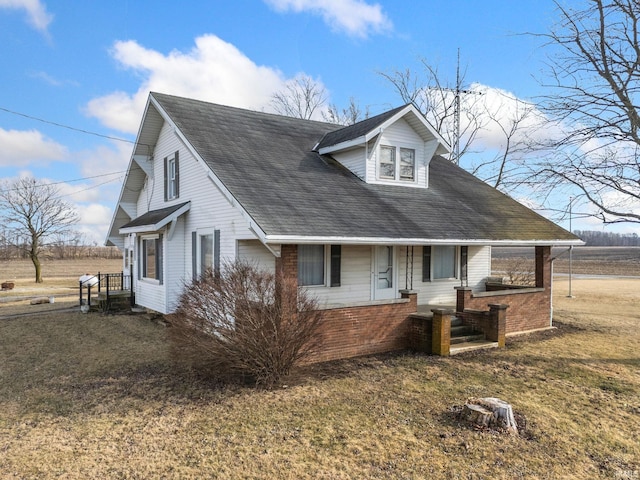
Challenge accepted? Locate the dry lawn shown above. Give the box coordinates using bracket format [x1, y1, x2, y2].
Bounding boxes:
[1, 277, 639, 479]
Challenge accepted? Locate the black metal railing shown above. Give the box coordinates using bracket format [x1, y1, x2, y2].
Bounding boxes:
[79, 272, 134, 309]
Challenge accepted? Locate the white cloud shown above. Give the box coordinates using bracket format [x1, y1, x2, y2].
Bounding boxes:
[0, 128, 67, 166]
[78, 203, 112, 226]
[264, 0, 392, 38]
[0, 0, 52, 33]
[86, 35, 287, 134]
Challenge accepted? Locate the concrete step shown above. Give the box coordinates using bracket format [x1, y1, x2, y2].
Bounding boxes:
[450, 333, 485, 345]
[451, 324, 474, 336]
[450, 340, 499, 355]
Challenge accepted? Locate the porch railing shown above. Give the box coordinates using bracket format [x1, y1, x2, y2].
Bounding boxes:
[79, 272, 134, 309]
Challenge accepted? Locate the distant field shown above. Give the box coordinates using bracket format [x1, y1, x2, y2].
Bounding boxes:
[492, 246, 640, 277]
[0, 258, 122, 281]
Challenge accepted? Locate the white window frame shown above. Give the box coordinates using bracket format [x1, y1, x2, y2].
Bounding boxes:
[298, 244, 328, 287]
[167, 156, 178, 200]
[378, 145, 416, 183]
[197, 228, 215, 276]
[141, 234, 161, 284]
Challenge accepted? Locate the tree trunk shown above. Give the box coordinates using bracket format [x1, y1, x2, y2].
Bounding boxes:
[31, 252, 42, 283]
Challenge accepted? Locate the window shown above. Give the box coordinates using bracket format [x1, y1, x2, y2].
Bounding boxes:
[164, 151, 179, 201]
[298, 245, 325, 286]
[141, 235, 163, 283]
[423, 245, 457, 281]
[379, 146, 396, 179]
[379, 145, 415, 182]
[432, 246, 457, 279]
[200, 234, 214, 274]
[400, 148, 415, 181]
[192, 230, 220, 279]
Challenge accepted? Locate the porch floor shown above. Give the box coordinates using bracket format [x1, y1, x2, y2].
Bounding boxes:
[416, 304, 457, 315]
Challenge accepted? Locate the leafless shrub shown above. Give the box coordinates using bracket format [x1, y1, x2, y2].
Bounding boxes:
[501, 258, 535, 286]
[168, 260, 323, 388]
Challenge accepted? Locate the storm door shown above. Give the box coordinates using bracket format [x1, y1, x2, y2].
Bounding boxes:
[373, 245, 396, 300]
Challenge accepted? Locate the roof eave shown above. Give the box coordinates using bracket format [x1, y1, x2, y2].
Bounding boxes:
[263, 235, 584, 247]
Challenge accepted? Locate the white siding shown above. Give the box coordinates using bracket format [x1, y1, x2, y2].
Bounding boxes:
[132, 121, 258, 314]
[306, 244, 372, 306]
[397, 245, 491, 306]
[332, 147, 367, 180]
[237, 240, 276, 273]
[366, 119, 429, 187]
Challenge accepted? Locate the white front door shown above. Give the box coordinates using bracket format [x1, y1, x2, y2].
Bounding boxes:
[373, 245, 396, 300]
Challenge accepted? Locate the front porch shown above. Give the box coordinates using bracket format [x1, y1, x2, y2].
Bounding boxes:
[279, 244, 555, 363]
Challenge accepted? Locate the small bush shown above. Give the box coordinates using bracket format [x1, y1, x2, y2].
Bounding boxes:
[501, 257, 535, 286]
[168, 260, 322, 388]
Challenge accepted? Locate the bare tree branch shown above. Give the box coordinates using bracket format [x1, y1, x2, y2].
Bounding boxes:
[271, 74, 328, 120]
[534, 0, 640, 224]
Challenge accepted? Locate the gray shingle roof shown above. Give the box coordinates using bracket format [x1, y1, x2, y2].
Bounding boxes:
[315, 104, 408, 150]
[121, 202, 189, 229]
[151, 92, 578, 243]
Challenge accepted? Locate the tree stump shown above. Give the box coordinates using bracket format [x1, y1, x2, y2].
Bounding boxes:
[463, 397, 518, 435]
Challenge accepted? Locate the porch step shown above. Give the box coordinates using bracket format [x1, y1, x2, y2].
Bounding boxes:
[450, 340, 500, 355]
[450, 315, 485, 346]
[450, 333, 485, 344]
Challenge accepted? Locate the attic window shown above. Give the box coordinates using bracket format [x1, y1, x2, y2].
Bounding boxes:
[379, 145, 415, 182]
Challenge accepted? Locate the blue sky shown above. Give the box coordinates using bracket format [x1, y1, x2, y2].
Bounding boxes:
[1, 0, 634, 243]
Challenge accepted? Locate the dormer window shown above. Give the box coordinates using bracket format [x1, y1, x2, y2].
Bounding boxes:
[379, 145, 415, 182]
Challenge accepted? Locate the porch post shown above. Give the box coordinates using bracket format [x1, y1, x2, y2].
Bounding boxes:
[535, 246, 552, 291]
[275, 244, 298, 322]
[432, 308, 453, 356]
[276, 244, 298, 282]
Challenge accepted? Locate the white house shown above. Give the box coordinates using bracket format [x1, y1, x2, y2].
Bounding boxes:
[106, 92, 581, 361]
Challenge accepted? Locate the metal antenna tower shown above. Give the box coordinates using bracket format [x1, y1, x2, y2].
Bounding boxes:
[451, 48, 481, 165]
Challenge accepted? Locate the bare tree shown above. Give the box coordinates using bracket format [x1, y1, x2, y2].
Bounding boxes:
[379, 60, 541, 197]
[536, 0, 640, 224]
[271, 74, 328, 120]
[322, 97, 370, 125]
[0, 178, 79, 282]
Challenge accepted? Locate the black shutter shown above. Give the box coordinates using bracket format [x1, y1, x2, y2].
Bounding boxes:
[174, 151, 180, 198]
[460, 246, 468, 284]
[137, 237, 142, 280]
[192, 231, 197, 280]
[330, 245, 341, 287]
[163, 156, 168, 201]
[214, 229, 221, 277]
[157, 234, 163, 285]
[422, 246, 431, 282]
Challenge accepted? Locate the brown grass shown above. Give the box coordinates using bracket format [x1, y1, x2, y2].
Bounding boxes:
[1, 276, 639, 478]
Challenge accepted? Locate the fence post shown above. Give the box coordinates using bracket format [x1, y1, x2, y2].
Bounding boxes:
[79, 280, 83, 306]
[97, 272, 101, 293]
[87, 285, 92, 307]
